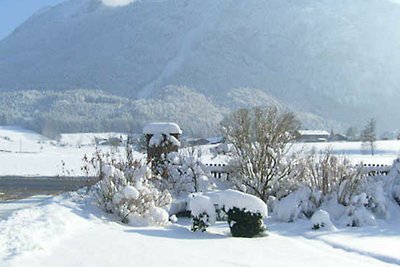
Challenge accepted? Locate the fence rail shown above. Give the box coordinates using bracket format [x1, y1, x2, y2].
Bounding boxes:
[205, 162, 395, 178]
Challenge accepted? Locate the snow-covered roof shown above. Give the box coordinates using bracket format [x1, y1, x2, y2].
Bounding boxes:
[143, 122, 182, 135]
[298, 130, 330, 136]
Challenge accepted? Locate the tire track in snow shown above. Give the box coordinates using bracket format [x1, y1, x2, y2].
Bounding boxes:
[303, 235, 400, 266]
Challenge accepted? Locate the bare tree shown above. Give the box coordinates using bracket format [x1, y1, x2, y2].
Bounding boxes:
[221, 106, 301, 202]
[360, 119, 376, 155]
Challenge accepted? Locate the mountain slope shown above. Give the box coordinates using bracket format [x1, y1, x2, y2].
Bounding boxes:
[1, 0, 400, 130]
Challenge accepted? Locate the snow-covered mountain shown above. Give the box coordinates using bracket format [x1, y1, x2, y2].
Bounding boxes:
[1, 0, 400, 131]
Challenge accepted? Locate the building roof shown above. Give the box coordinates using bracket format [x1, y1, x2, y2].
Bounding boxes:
[297, 130, 330, 136]
[143, 122, 182, 135]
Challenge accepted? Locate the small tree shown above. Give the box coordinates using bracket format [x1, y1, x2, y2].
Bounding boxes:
[360, 119, 376, 155]
[221, 106, 301, 202]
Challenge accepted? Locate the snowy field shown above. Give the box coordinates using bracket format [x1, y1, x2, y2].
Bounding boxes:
[0, 192, 399, 267]
[293, 140, 400, 165]
[0, 126, 141, 176]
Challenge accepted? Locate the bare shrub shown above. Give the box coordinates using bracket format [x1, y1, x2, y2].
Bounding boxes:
[300, 149, 364, 206]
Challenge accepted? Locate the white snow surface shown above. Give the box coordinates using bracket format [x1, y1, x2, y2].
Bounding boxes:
[207, 190, 268, 217]
[143, 122, 182, 135]
[101, 0, 137, 7]
[1, 192, 400, 267]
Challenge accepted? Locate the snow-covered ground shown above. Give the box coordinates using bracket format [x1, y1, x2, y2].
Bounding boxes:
[1, 127, 400, 266]
[0, 195, 52, 221]
[0, 192, 399, 267]
[0, 126, 142, 176]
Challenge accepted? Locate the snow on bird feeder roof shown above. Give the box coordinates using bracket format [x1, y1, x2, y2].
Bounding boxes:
[143, 122, 182, 135]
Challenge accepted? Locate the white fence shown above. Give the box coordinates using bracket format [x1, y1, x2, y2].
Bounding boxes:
[205, 163, 230, 180]
[357, 163, 392, 176]
[205, 161, 395, 179]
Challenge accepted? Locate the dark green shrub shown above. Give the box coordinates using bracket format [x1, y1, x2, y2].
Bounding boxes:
[191, 212, 210, 232]
[226, 207, 266, 238]
[312, 223, 324, 230]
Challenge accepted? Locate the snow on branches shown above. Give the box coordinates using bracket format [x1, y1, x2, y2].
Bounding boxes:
[93, 163, 172, 226]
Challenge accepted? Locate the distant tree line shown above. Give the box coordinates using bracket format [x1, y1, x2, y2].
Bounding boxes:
[0, 87, 340, 138]
[0, 88, 224, 138]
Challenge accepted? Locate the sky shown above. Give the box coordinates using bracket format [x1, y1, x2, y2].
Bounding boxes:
[0, 0, 66, 41]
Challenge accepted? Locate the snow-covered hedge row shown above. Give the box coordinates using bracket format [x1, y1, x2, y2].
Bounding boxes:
[260, 149, 400, 228]
[270, 168, 400, 228]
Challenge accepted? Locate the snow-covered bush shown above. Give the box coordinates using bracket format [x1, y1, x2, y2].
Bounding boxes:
[188, 195, 216, 232]
[342, 193, 376, 227]
[268, 149, 368, 224]
[386, 160, 400, 205]
[216, 190, 267, 237]
[226, 207, 266, 237]
[188, 190, 267, 237]
[311, 210, 335, 230]
[163, 148, 214, 196]
[362, 178, 390, 219]
[93, 163, 172, 226]
[272, 187, 320, 222]
[208, 190, 269, 217]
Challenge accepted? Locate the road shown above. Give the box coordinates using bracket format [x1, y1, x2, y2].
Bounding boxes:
[0, 176, 99, 200]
